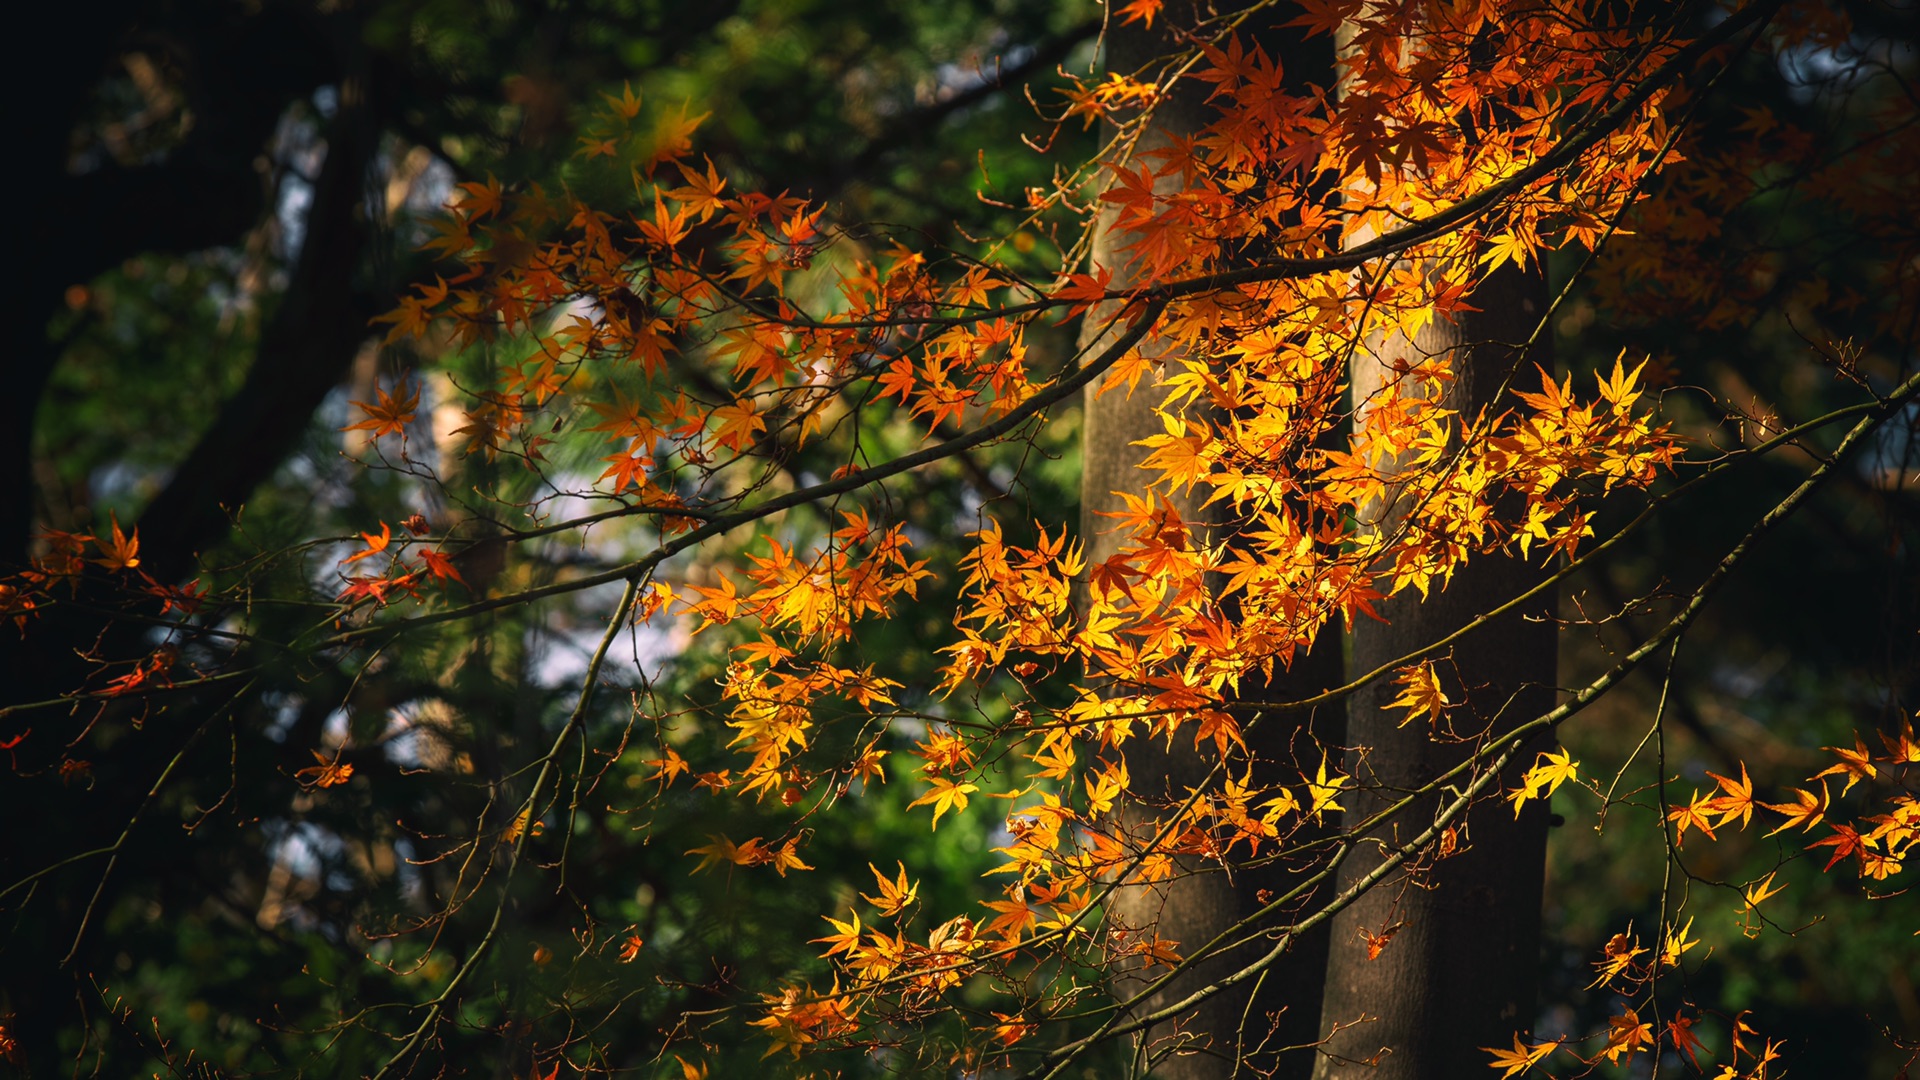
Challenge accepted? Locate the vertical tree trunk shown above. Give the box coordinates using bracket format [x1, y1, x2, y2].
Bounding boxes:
[1310, 263, 1556, 1079]
[1081, 8, 1338, 1077]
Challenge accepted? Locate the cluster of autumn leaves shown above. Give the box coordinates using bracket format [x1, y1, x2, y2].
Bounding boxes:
[1479, 717, 1918, 1077]
[7, 0, 1916, 1074]
[1668, 728, 1918, 881]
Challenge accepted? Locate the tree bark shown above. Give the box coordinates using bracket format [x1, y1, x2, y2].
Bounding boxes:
[1311, 262, 1555, 1079]
[1081, 8, 1338, 1078]
[131, 69, 380, 586]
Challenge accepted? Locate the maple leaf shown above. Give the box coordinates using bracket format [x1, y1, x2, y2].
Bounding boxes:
[1741, 870, 1786, 910]
[1129, 933, 1183, 969]
[1596, 355, 1648, 412]
[1812, 734, 1877, 795]
[503, 808, 545, 846]
[915, 728, 974, 775]
[710, 400, 767, 452]
[1118, 0, 1162, 28]
[1192, 710, 1245, 755]
[1388, 661, 1450, 728]
[811, 911, 863, 958]
[1306, 754, 1348, 823]
[1510, 748, 1581, 818]
[342, 522, 394, 566]
[1480, 1034, 1556, 1079]
[1703, 762, 1757, 831]
[603, 81, 642, 120]
[1050, 267, 1112, 320]
[1360, 921, 1401, 961]
[97, 641, 178, 691]
[1668, 1013, 1707, 1068]
[1659, 916, 1699, 968]
[1805, 823, 1865, 873]
[1259, 787, 1301, 826]
[416, 548, 466, 587]
[907, 777, 978, 830]
[91, 513, 140, 572]
[1530, 748, 1580, 798]
[1477, 230, 1534, 274]
[57, 758, 92, 787]
[1030, 735, 1076, 780]
[860, 861, 919, 917]
[1760, 783, 1828, 836]
[637, 192, 694, 250]
[687, 834, 758, 874]
[294, 749, 354, 789]
[337, 572, 420, 607]
[1084, 761, 1127, 817]
[848, 744, 889, 785]
[1600, 1009, 1652, 1066]
[453, 174, 504, 219]
[617, 933, 644, 962]
[981, 886, 1041, 942]
[598, 451, 654, 495]
[765, 837, 813, 877]
[647, 746, 691, 787]
[667, 157, 729, 222]
[1586, 931, 1646, 989]
[645, 103, 710, 173]
[344, 382, 420, 440]
[1666, 788, 1719, 846]
[985, 1013, 1037, 1047]
[1879, 715, 1920, 764]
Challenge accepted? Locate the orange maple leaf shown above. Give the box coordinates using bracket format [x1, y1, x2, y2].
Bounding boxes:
[342, 522, 394, 566]
[416, 547, 466, 586]
[343, 382, 421, 440]
[1760, 783, 1828, 836]
[91, 513, 140, 572]
[1812, 734, 1877, 795]
[860, 861, 920, 917]
[294, 749, 354, 789]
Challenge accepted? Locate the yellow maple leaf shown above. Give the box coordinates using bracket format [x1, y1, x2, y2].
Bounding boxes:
[1387, 661, 1450, 728]
[686, 834, 753, 873]
[1510, 747, 1580, 818]
[1742, 870, 1787, 910]
[1480, 1033, 1556, 1079]
[765, 837, 813, 877]
[908, 776, 978, 830]
[1307, 754, 1348, 823]
[1659, 916, 1698, 968]
[860, 861, 919, 917]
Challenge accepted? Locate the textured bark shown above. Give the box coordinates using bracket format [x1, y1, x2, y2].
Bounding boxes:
[1310, 263, 1555, 1079]
[5, 1, 336, 575]
[131, 70, 379, 586]
[1082, 8, 1338, 1078]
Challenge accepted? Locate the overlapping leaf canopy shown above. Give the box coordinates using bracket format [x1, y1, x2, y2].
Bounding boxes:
[3, 0, 1917, 1076]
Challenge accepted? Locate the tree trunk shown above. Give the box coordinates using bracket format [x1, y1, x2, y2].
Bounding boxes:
[1081, 8, 1338, 1078]
[1311, 262, 1555, 1079]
